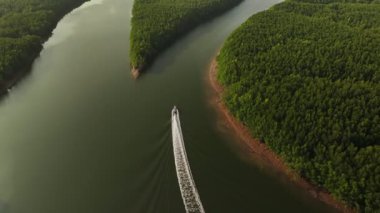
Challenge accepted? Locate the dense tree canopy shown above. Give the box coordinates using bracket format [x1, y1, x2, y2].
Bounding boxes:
[217, 0, 380, 212]
[130, 0, 242, 71]
[0, 0, 88, 91]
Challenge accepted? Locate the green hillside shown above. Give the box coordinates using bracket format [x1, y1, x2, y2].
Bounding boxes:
[217, 0, 380, 211]
[0, 0, 89, 93]
[130, 0, 242, 74]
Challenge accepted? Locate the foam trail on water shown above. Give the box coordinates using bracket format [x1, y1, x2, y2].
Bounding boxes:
[171, 107, 205, 213]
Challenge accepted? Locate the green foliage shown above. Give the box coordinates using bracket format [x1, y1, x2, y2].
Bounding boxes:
[0, 36, 40, 77]
[130, 0, 242, 69]
[217, 1, 380, 212]
[0, 0, 88, 89]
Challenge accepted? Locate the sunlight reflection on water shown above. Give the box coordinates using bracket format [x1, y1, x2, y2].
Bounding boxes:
[44, 0, 106, 48]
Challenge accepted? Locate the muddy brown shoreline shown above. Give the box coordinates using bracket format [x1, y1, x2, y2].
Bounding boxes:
[207, 57, 354, 213]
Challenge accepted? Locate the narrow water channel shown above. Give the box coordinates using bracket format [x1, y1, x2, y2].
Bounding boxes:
[0, 0, 337, 212]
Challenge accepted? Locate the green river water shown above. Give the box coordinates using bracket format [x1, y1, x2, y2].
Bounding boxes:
[0, 0, 338, 212]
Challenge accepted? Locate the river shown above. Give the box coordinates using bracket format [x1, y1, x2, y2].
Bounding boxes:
[0, 0, 337, 212]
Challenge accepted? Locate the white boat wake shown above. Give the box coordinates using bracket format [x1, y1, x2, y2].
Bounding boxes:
[171, 106, 205, 213]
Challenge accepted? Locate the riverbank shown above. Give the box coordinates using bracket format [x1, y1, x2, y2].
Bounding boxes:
[0, 0, 89, 96]
[0, 49, 41, 97]
[207, 57, 354, 213]
[129, 0, 243, 78]
[131, 67, 141, 79]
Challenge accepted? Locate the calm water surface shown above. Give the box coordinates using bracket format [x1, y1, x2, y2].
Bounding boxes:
[0, 0, 337, 212]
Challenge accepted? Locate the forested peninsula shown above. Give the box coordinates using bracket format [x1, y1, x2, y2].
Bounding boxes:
[129, 0, 242, 78]
[0, 0, 88, 94]
[216, 0, 380, 212]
